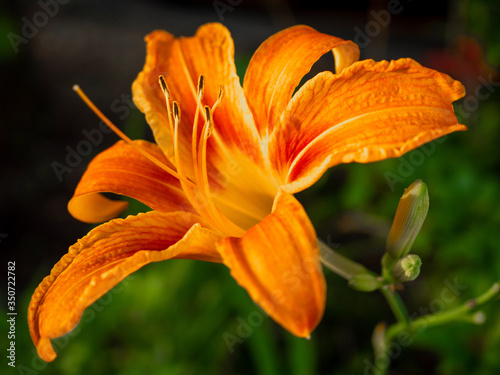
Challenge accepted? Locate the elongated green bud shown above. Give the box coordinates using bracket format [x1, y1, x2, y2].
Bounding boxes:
[392, 254, 422, 282]
[348, 274, 382, 292]
[386, 180, 429, 259]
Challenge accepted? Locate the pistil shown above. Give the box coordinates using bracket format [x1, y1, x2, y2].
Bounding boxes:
[73, 80, 245, 237]
[72, 84, 195, 189]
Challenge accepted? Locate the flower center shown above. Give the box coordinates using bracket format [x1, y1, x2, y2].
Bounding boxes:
[158, 75, 245, 237]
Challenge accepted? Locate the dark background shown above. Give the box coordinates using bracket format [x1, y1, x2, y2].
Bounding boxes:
[1, 0, 499, 374]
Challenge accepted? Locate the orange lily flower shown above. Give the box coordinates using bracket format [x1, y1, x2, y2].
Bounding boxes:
[29, 23, 466, 362]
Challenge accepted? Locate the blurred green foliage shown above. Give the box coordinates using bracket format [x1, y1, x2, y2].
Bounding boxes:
[3, 0, 500, 374]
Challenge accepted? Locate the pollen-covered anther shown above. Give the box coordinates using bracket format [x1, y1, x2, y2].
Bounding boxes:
[158, 75, 170, 99]
[204, 106, 214, 137]
[158, 76, 176, 135]
[197, 74, 205, 99]
[212, 85, 224, 111]
[173, 101, 181, 122]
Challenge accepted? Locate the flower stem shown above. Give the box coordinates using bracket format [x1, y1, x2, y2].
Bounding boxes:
[380, 286, 410, 325]
[376, 282, 500, 375]
[371, 287, 410, 375]
[386, 282, 499, 342]
[318, 239, 373, 280]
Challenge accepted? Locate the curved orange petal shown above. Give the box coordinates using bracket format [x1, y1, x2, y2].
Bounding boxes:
[68, 140, 194, 223]
[132, 23, 263, 179]
[243, 25, 359, 137]
[217, 190, 325, 338]
[131, 30, 176, 160]
[270, 58, 466, 193]
[29, 210, 222, 362]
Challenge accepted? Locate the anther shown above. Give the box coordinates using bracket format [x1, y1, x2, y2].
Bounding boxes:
[204, 106, 211, 122]
[158, 76, 170, 99]
[197, 75, 204, 98]
[212, 85, 224, 111]
[204, 106, 214, 137]
[173, 101, 180, 122]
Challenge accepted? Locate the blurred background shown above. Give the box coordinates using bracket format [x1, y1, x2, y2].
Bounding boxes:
[1, 0, 499, 374]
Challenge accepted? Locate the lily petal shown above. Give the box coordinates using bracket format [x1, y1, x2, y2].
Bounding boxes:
[272, 58, 467, 193]
[217, 190, 325, 338]
[132, 23, 263, 175]
[29, 210, 222, 362]
[68, 140, 194, 223]
[243, 25, 359, 137]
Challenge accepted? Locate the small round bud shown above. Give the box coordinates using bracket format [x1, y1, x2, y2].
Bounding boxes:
[472, 311, 486, 325]
[348, 274, 382, 292]
[392, 254, 422, 282]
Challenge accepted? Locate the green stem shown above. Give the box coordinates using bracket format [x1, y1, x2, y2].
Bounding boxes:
[380, 253, 398, 281]
[318, 239, 372, 280]
[377, 282, 500, 375]
[380, 286, 410, 325]
[386, 282, 499, 342]
[371, 288, 410, 375]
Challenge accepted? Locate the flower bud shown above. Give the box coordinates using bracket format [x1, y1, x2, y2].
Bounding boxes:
[392, 254, 422, 282]
[471, 311, 486, 325]
[386, 180, 429, 259]
[348, 274, 382, 292]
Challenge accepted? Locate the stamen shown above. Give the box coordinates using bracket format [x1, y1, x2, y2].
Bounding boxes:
[156, 73, 244, 236]
[191, 75, 205, 188]
[72, 84, 193, 187]
[211, 85, 224, 111]
[172, 101, 186, 185]
[158, 76, 174, 136]
[171, 101, 210, 217]
[204, 106, 213, 137]
[197, 75, 205, 98]
[197, 106, 245, 236]
[158, 75, 170, 99]
[74, 82, 245, 236]
[173, 101, 180, 122]
[169, 102, 234, 234]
